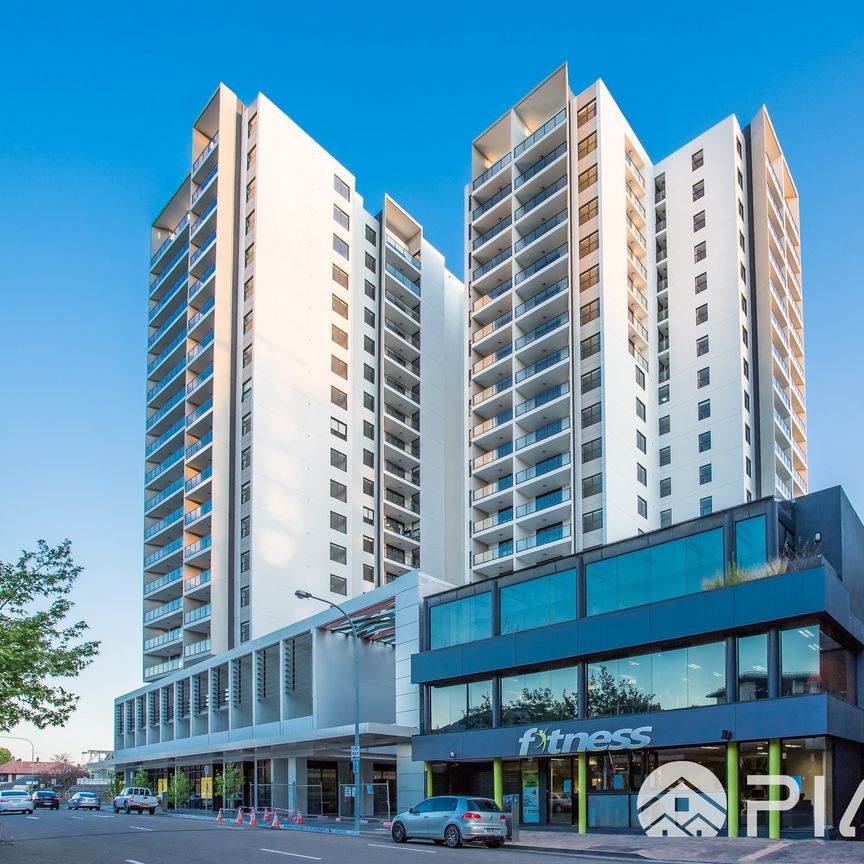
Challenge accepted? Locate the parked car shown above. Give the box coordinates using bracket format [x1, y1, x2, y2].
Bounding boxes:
[0, 789, 34, 814]
[113, 787, 158, 815]
[391, 796, 507, 848]
[68, 791, 101, 810]
[32, 790, 61, 810]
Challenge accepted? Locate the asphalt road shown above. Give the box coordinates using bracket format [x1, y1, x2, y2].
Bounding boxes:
[0, 808, 639, 864]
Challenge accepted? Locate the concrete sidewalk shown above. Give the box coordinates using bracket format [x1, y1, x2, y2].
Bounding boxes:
[505, 830, 861, 862]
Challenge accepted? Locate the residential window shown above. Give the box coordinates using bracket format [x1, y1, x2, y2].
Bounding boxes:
[580, 298, 600, 324]
[579, 264, 599, 292]
[660, 509, 672, 528]
[331, 386, 347, 410]
[744, 391, 750, 412]
[578, 164, 598, 192]
[364, 335, 375, 355]
[363, 391, 374, 412]
[242, 379, 252, 402]
[363, 420, 374, 440]
[365, 252, 376, 273]
[332, 264, 349, 290]
[362, 506, 374, 525]
[330, 417, 347, 440]
[635, 430, 646, 454]
[245, 243, 255, 266]
[244, 276, 254, 300]
[330, 479, 347, 502]
[578, 197, 599, 225]
[581, 368, 601, 393]
[659, 446, 671, 466]
[580, 333, 601, 359]
[579, 231, 599, 257]
[333, 204, 350, 230]
[365, 224, 377, 245]
[581, 402, 602, 428]
[329, 543, 347, 565]
[746, 456, 752, 477]
[636, 398, 646, 421]
[247, 145, 257, 169]
[741, 294, 748, 314]
[240, 621, 250, 642]
[736, 138, 743, 157]
[363, 535, 374, 554]
[659, 415, 670, 435]
[692, 179, 705, 201]
[241, 447, 251, 469]
[660, 477, 672, 498]
[694, 241, 707, 262]
[240, 586, 250, 607]
[333, 234, 349, 259]
[241, 482, 251, 504]
[247, 113, 257, 136]
[363, 477, 374, 496]
[636, 367, 646, 390]
[363, 564, 374, 582]
[740, 263, 747, 283]
[742, 326, 749, 347]
[699, 463, 713, 485]
[363, 363, 375, 384]
[246, 178, 256, 201]
[658, 383, 670, 403]
[699, 431, 712, 453]
[695, 272, 708, 294]
[739, 230, 746, 251]
[637, 463, 647, 486]
[691, 149, 704, 170]
[693, 210, 706, 231]
[240, 551, 250, 572]
[737, 168, 744, 189]
[330, 448, 347, 471]
[364, 307, 376, 328]
[577, 131, 597, 159]
[582, 437, 602, 463]
[637, 496, 648, 518]
[696, 335, 710, 357]
[332, 293, 348, 319]
[332, 324, 348, 348]
[743, 358, 749, 379]
[745, 424, 751, 444]
[330, 574, 347, 596]
[363, 448, 374, 468]
[696, 303, 709, 324]
[331, 355, 348, 379]
[697, 367, 710, 388]
[738, 199, 745, 220]
[364, 280, 376, 300]
[576, 98, 597, 125]
[698, 399, 711, 420]
[582, 509, 603, 533]
[245, 210, 255, 235]
[700, 496, 713, 516]
[330, 511, 347, 533]
[241, 412, 251, 436]
[243, 310, 254, 334]
[334, 175, 350, 200]
[242, 344, 253, 367]
[582, 472, 603, 498]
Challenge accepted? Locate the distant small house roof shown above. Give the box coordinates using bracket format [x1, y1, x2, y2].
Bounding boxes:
[0, 759, 80, 776]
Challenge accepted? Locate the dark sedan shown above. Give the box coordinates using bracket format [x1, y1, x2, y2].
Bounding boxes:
[32, 790, 61, 810]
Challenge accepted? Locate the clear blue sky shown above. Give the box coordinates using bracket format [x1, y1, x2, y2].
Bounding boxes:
[0, 1, 861, 759]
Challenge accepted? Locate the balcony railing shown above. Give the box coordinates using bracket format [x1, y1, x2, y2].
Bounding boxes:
[514, 312, 568, 350]
[515, 381, 569, 417]
[185, 465, 213, 493]
[147, 360, 186, 402]
[473, 152, 511, 191]
[473, 246, 512, 281]
[144, 566, 183, 596]
[385, 261, 421, 296]
[515, 487, 571, 519]
[473, 474, 513, 501]
[184, 602, 212, 624]
[192, 132, 219, 175]
[472, 343, 512, 375]
[187, 330, 214, 365]
[472, 278, 513, 313]
[515, 243, 567, 285]
[627, 185, 647, 217]
[474, 543, 513, 566]
[472, 184, 512, 222]
[384, 432, 420, 458]
[474, 311, 512, 342]
[624, 151, 645, 186]
[144, 658, 181, 677]
[144, 597, 182, 623]
[184, 569, 211, 592]
[144, 450, 183, 486]
[384, 404, 420, 431]
[774, 410, 792, 440]
[515, 209, 567, 253]
[514, 175, 567, 222]
[384, 546, 420, 567]
[384, 375, 420, 403]
[628, 247, 648, 280]
[385, 235, 422, 270]
[772, 344, 790, 378]
[149, 244, 189, 298]
[184, 535, 212, 560]
[384, 346, 420, 376]
[151, 213, 190, 269]
[384, 318, 421, 349]
[774, 378, 792, 411]
[145, 389, 185, 432]
[472, 441, 513, 470]
[473, 377, 512, 406]
[189, 232, 216, 268]
[629, 341, 649, 372]
[384, 288, 420, 323]
[515, 347, 569, 384]
[185, 500, 213, 525]
[471, 409, 512, 438]
[775, 442, 793, 474]
[188, 298, 215, 332]
[191, 166, 217, 206]
[516, 523, 572, 553]
[186, 396, 213, 428]
[776, 475, 792, 499]
[473, 508, 513, 533]
[514, 109, 566, 157]
[384, 519, 421, 541]
[185, 639, 212, 658]
[628, 280, 648, 311]
[145, 419, 184, 458]
[473, 215, 512, 251]
[148, 330, 187, 375]
[515, 417, 570, 451]
[187, 363, 214, 395]
[144, 538, 182, 568]
[190, 196, 217, 237]
[148, 275, 188, 323]
[384, 460, 420, 485]
[147, 300, 187, 350]
[384, 490, 419, 514]
[515, 277, 568, 318]
[628, 309, 648, 341]
[188, 263, 216, 301]
[515, 142, 567, 189]
[144, 628, 182, 651]
[515, 451, 571, 484]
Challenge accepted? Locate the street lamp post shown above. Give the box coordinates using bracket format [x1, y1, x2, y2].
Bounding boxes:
[295, 590, 362, 835]
[0, 734, 36, 765]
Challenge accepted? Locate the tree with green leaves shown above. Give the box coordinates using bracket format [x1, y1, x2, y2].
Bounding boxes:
[0, 747, 11, 765]
[105, 770, 123, 799]
[133, 767, 149, 789]
[215, 762, 242, 805]
[0, 540, 99, 730]
[168, 769, 190, 809]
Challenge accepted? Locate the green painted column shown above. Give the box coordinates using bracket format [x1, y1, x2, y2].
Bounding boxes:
[577, 751, 588, 834]
[768, 738, 781, 840]
[493, 758, 503, 809]
[424, 761, 433, 798]
[726, 741, 739, 838]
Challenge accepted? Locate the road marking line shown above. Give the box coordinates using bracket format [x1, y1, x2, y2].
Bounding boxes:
[126, 860, 147, 864]
[741, 844, 792, 862]
[93, 813, 115, 817]
[26, 815, 39, 819]
[260, 850, 322, 860]
[70, 815, 84, 820]
[368, 844, 435, 854]
[130, 825, 153, 831]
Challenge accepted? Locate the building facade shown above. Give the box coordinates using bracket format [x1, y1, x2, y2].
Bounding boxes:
[143, 85, 465, 681]
[466, 65, 807, 579]
[412, 487, 864, 836]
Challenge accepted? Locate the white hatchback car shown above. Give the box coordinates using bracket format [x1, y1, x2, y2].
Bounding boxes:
[0, 789, 34, 814]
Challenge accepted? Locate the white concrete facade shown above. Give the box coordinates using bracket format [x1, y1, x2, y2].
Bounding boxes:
[466, 65, 807, 579]
[143, 85, 465, 681]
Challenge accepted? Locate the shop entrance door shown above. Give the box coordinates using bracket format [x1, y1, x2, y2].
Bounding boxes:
[307, 761, 338, 815]
[548, 757, 575, 825]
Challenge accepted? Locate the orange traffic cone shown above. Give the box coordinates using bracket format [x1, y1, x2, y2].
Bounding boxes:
[235, 808, 244, 824]
[249, 810, 257, 826]
[263, 808, 272, 823]
[295, 810, 303, 825]
[271, 812, 280, 829]
[216, 808, 223, 822]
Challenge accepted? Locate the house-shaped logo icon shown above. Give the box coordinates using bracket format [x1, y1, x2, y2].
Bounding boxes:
[636, 761, 727, 837]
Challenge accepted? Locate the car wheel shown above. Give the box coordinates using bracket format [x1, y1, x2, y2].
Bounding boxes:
[125, 806, 131, 815]
[444, 825, 462, 848]
[391, 821, 407, 843]
[114, 806, 120, 813]
[485, 839, 504, 848]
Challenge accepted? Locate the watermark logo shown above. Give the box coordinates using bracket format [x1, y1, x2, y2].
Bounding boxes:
[637, 761, 727, 837]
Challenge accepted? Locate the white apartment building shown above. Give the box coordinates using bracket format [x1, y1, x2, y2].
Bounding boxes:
[143, 85, 465, 681]
[466, 64, 806, 578]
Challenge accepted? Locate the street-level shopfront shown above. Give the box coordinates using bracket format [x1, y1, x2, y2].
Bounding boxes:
[411, 492, 864, 837]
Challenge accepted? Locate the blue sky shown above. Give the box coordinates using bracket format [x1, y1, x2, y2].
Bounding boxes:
[0, 1, 862, 758]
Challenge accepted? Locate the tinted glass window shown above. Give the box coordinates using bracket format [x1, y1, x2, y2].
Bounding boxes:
[468, 799, 502, 812]
[499, 570, 576, 634]
[501, 666, 578, 726]
[738, 633, 769, 701]
[436, 797, 458, 812]
[430, 680, 493, 732]
[414, 799, 436, 814]
[429, 594, 491, 650]
[735, 516, 767, 574]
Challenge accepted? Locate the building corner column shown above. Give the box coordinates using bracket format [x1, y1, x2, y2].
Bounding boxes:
[577, 751, 587, 834]
[424, 761, 433, 798]
[726, 741, 739, 837]
[768, 738, 781, 840]
[493, 758, 503, 809]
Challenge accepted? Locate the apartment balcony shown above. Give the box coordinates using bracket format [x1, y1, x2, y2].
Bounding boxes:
[143, 566, 183, 603]
[514, 142, 567, 198]
[185, 465, 213, 503]
[772, 343, 790, 381]
[147, 297, 187, 354]
[788, 296, 804, 331]
[184, 638, 212, 662]
[384, 374, 420, 407]
[787, 267, 803, 303]
[192, 132, 219, 180]
[514, 381, 570, 430]
[383, 345, 420, 385]
[627, 247, 648, 284]
[472, 309, 512, 356]
[472, 151, 512, 194]
[789, 351, 805, 385]
[144, 448, 183, 490]
[471, 343, 512, 388]
[514, 451, 571, 498]
[185, 396, 214, 436]
[472, 246, 512, 293]
[791, 436, 807, 470]
[383, 517, 421, 552]
[472, 541, 514, 576]
[514, 242, 568, 294]
[149, 243, 189, 301]
[767, 213, 785, 259]
[628, 309, 649, 349]
[515, 522, 573, 566]
[628, 280, 649, 318]
[142, 512, 183, 557]
[143, 537, 182, 575]
[766, 155, 783, 200]
[144, 657, 182, 679]
[183, 568, 211, 598]
[514, 311, 569, 366]
[514, 347, 570, 392]
[187, 330, 214, 376]
[514, 108, 567, 162]
[383, 431, 420, 467]
[514, 211, 568, 268]
[384, 288, 421, 331]
[791, 380, 806, 413]
[773, 378, 792, 413]
[383, 489, 420, 520]
[472, 376, 513, 412]
[774, 410, 793, 444]
[143, 627, 183, 656]
[184, 534, 212, 565]
[472, 474, 514, 514]
[472, 214, 512, 254]
[471, 278, 513, 325]
[384, 545, 420, 571]
[145, 389, 185, 437]
[624, 151, 646, 189]
[151, 212, 190, 274]
[515, 417, 571, 464]
[785, 202, 800, 245]
[627, 185, 647, 222]
[188, 295, 215, 340]
[471, 408, 513, 449]
[626, 215, 647, 254]
[144, 476, 183, 518]
[148, 330, 186, 380]
[775, 474, 793, 500]
[148, 274, 188, 328]
[384, 459, 421, 498]
[383, 403, 420, 438]
[191, 165, 217, 212]
[184, 602, 212, 632]
[147, 360, 186, 408]
[775, 442, 793, 478]
[793, 411, 807, 444]
[514, 277, 569, 333]
[190, 196, 217, 242]
[471, 441, 514, 481]
[514, 174, 567, 226]
[471, 184, 512, 234]
[770, 280, 787, 314]
[384, 260, 421, 304]
[189, 231, 216, 278]
[143, 596, 183, 627]
[472, 507, 513, 541]
[793, 469, 807, 495]
[515, 486, 572, 532]
[186, 363, 214, 402]
[188, 262, 216, 304]
[184, 499, 213, 534]
[768, 247, 785, 283]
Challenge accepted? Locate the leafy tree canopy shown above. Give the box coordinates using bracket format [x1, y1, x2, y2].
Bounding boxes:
[0, 747, 11, 765]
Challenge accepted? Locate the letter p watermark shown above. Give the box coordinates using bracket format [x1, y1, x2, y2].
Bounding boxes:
[745, 775, 800, 837]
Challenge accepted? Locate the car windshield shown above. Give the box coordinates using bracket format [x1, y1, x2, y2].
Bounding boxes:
[467, 799, 502, 812]
[6, 791, 28, 797]
[81, 793, 97, 798]
[36, 792, 55, 796]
